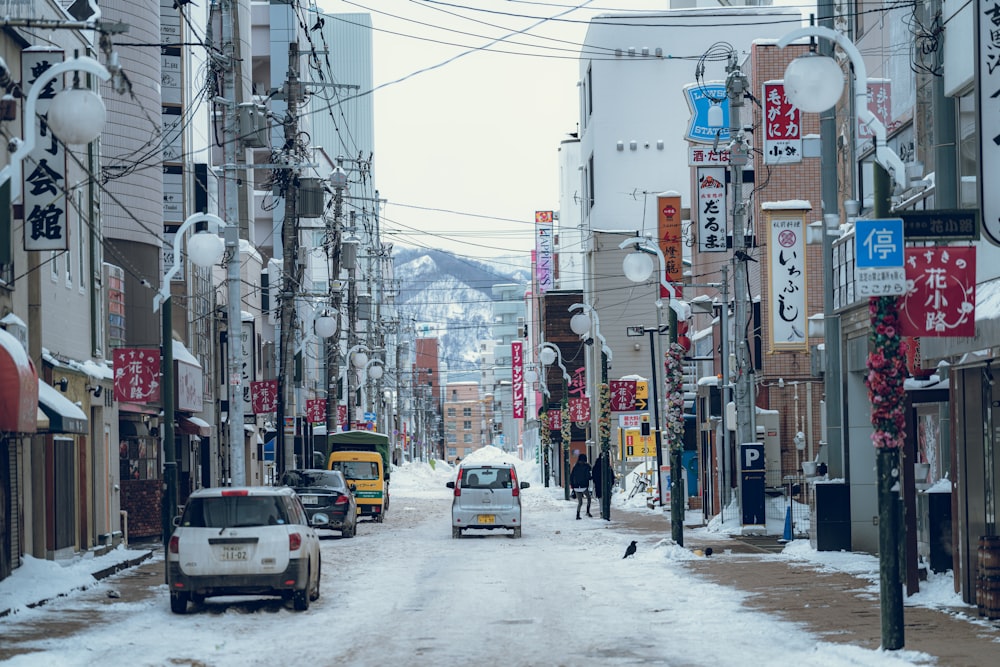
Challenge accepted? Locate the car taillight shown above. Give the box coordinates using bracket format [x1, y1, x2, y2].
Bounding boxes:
[169, 535, 179, 554]
[454, 469, 462, 496]
[289, 532, 302, 551]
[221, 489, 249, 497]
[511, 469, 519, 496]
[334, 494, 349, 505]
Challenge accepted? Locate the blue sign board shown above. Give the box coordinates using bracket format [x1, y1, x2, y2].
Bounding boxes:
[684, 83, 730, 144]
[855, 218, 904, 268]
[740, 443, 766, 526]
[364, 412, 376, 421]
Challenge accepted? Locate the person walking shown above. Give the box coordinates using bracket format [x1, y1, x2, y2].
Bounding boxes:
[570, 453, 593, 519]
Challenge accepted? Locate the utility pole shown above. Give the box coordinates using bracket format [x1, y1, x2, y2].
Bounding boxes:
[325, 158, 347, 435]
[221, 0, 245, 484]
[725, 52, 755, 454]
[276, 42, 301, 473]
[346, 212, 359, 430]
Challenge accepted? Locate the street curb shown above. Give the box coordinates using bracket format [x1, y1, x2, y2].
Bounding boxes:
[0, 550, 154, 619]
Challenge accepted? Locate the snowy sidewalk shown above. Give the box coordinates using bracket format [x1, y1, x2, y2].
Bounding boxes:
[608, 502, 1000, 666]
[0, 546, 154, 618]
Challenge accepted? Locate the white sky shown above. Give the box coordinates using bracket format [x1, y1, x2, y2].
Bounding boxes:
[314, 1, 815, 267]
[0, 446, 978, 666]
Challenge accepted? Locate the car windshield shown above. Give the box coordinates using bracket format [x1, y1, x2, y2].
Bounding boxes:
[461, 467, 512, 489]
[281, 470, 341, 488]
[180, 496, 289, 528]
[331, 460, 379, 480]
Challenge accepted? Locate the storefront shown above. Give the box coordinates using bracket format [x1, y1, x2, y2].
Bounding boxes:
[0, 327, 38, 581]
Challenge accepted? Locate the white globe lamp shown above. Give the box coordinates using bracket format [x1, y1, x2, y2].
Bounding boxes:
[329, 165, 348, 189]
[539, 347, 556, 367]
[315, 314, 337, 339]
[351, 350, 368, 369]
[186, 232, 225, 268]
[622, 251, 654, 283]
[570, 312, 591, 337]
[783, 53, 844, 113]
[47, 88, 106, 145]
[368, 363, 384, 380]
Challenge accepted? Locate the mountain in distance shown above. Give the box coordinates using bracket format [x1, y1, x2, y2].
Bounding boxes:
[392, 246, 529, 377]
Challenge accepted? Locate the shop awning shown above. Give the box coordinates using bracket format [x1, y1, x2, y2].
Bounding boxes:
[177, 416, 212, 437]
[38, 379, 88, 434]
[0, 328, 38, 433]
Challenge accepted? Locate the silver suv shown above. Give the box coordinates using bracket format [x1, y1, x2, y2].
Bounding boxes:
[446, 463, 529, 538]
[166, 486, 323, 613]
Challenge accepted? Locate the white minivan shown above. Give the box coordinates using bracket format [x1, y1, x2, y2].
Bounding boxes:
[446, 463, 529, 538]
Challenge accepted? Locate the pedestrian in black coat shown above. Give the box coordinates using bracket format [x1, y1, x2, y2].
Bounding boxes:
[570, 453, 593, 519]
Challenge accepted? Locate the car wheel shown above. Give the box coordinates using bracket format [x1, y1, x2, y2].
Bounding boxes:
[170, 591, 189, 614]
[293, 571, 311, 611]
[513, 527, 522, 539]
[452, 527, 461, 539]
[310, 561, 321, 601]
[343, 520, 355, 538]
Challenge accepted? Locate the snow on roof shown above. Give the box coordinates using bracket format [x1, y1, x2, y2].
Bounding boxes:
[761, 200, 812, 210]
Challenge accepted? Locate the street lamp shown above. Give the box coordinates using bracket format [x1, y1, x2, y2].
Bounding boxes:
[777, 25, 907, 651]
[619, 236, 688, 546]
[0, 54, 111, 201]
[540, 342, 571, 500]
[569, 303, 613, 520]
[344, 344, 370, 430]
[152, 213, 226, 547]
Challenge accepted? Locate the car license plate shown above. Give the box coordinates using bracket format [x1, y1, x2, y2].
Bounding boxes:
[301, 494, 318, 505]
[221, 545, 249, 561]
[477, 515, 495, 525]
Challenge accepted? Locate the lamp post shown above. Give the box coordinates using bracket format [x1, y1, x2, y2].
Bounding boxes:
[325, 160, 348, 434]
[0, 54, 110, 199]
[364, 358, 385, 428]
[345, 344, 370, 430]
[540, 342, 571, 500]
[619, 236, 687, 545]
[153, 213, 226, 546]
[778, 25, 907, 651]
[569, 303, 613, 520]
[526, 364, 551, 486]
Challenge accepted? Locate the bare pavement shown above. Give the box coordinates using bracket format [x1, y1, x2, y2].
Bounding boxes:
[2, 505, 999, 665]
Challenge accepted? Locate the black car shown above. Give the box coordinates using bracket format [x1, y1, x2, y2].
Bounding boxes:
[280, 469, 358, 538]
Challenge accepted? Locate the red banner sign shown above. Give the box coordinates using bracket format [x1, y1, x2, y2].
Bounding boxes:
[900, 246, 976, 337]
[338, 405, 348, 431]
[609, 380, 636, 412]
[306, 398, 326, 424]
[113, 348, 160, 404]
[511, 341, 524, 419]
[658, 194, 683, 295]
[548, 409, 562, 431]
[569, 397, 591, 422]
[251, 380, 278, 414]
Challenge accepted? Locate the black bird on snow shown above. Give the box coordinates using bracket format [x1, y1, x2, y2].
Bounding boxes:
[623, 540, 637, 559]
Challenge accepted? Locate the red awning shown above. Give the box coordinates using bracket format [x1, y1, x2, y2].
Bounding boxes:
[0, 328, 38, 433]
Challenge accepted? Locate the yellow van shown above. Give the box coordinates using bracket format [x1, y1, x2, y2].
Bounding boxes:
[327, 450, 388, 522]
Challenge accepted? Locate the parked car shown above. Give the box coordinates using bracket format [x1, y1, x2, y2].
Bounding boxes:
[166, 486, 323, 613]
[280, 469, 358, 538]
[446, 462, 529, 538]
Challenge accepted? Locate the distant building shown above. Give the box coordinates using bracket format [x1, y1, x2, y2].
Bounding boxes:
[443, 382, 494, 463]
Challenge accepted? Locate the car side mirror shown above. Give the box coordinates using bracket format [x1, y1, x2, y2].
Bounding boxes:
[172, 516, 182, 527]
[446, 481, 455, 489]
[520, 482, 530, 489]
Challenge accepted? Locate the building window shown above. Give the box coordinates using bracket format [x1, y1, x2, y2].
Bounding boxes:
[463, 407, 471, 417]
[447, 407, 456, 417]
[447, 433, 457, 443]
[463, 420, 472, 430]
[463, 433, 472, 443]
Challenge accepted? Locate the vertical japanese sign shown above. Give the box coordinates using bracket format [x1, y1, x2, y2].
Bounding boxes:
[22, 49, 69, 252]
[767, 213, 807, 350]
[977, 3, 1000, 245]
[241, 320, 254, 410]
[337, 405, 348, 431]
[548, 408, 562, 431]
[657, 194, 683, 298]
[306, 399, 326, 424]
[251, 379, 278, 414]
[113, 348, 161, 404]
[696, 167, 727, 252]
[762, 82, 801, 164]
[858, 80, 893, 141]
[511, 341, 524, 419]
[567, 365, 589, 422]
[535, 211, 554, 293]
[900, 246, 976, 337]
